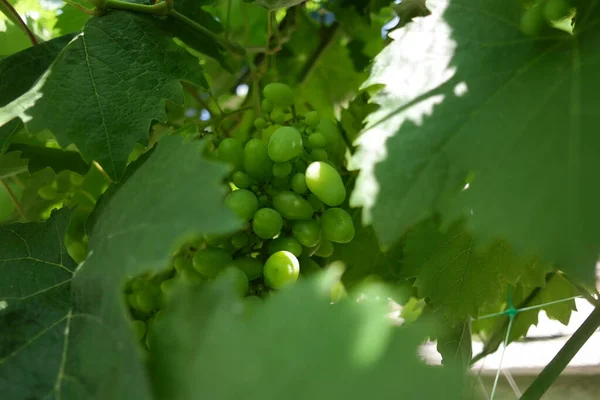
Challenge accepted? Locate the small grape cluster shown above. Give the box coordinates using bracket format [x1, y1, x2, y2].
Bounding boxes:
[125, 83, 353, 349]
[520, 0, 572, 36]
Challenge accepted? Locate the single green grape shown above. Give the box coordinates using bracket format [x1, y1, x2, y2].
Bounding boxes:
[307, 194, 324, 212]
[254, 117, 266, 129]
[136, 290, 155, 312]
[263, 251, 300, 289]
[67, 242, 87, 263]
[321, 208, 355, 243]
[231, 232, 249, 249]
[268, 236, 303, 257]
[330, 281, 347, 302]
[244, 139, 274, 181]
[132, 320, 147, 341]
[218, 266, 249, 297]
[270, 108, 286, 125]
[268, 126, 303, 162]
[308, 133, 326, 148]
[218, 138, 244, 171]
[193, 247, 232, 277]
[173, 254, 193, 272]
[38, 185, 59, 200]
[252, 208, 283, 239]
[291, 173, 308, 194]
[299, 255, 321, 276]
[272, 191, 313, 220]
[180, 268, 204, 285]
[292, 220, 321, 248]
[305, 111, 320, 127]
[272, 161, 292, 178]
[305, 161, 346, 206]
[128, 293, 140, 310]
[261, 124, 281, 144]
[230, 256, 263, 280]
[131, 278, 150, 292]
[204, 233, 229, 246]
[69, 172, 84, 186]
[310, 148, 328, 161]
[263, 83, 294, 108]
[232, 171, 252, 189]
[543, 0, 570, 21]
[225, 189, 259, 221]
[314, 238, 334, 257]
[520, 5, 545, 36]
[160, 278, 177, 295]
[262, 98, 274, 113]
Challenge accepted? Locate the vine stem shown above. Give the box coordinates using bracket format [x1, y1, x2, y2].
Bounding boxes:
[1, 179, 25, 219]
[520, 304, 600, 400]
[0, 0, 37, 46]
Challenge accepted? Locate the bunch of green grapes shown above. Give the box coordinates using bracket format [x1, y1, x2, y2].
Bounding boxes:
[125, 83, 354, 348]
[520, 0, 572, 36]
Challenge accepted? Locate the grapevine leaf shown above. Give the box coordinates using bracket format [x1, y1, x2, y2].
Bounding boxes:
[150, 269, 473, 400]
[405, 219, 543, 323]
[391, 0, 431, 30]
[340, 90, 380, 144]
[55, 4, 90, 35]
[1, 11, 208, 181]
[436, 317, 472, 370]
[350, 0, 600, 283]
[6, 143, 90, 175]
[0, 135, 240, 399]
[251, 0, 305, 10]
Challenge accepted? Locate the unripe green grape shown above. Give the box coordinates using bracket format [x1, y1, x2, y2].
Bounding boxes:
[69, 172, 84, 186]
[232, 171, 252, 189]
[160, 278, 177, 295]
[132, 320, 146, 341]
[270, 108, 286, 125]
[254, 117, 266, 129]
[314, 238, 334, 257]
[321, 208, 355, 243]
[291, 173, 308, 194]
[38, 185, 58, 200]
[252, 208, 283, 239]
[272, 191, 313, 220]
[173, 255, 192, 273]
[193, 247, 233, 277]
[268, 126, 303, 162]
[292, 220, 321, 247]
[218, 266, 249, 297]
[180, 268, 204, 285]
[263, 251, 300, 289]
[520, 6, 545, 36]
[268, 236, 303, 257]
[330, 281, 347, 302]
[263, 83, 294, 108]
[131, 278, 150, 292]
[244, 139, 273, 181]
[231, 232, 249, 249]
[299, 255, 321, 276]
[230, 256, 263, 280]
[303, 243, 320, 257]
[67, 242, 87, 264]
[272, 161, 292, 178]
[262, 98, 274, 113]
[204, 233, 229, 246]
[258, 194, 269, 207]
[307, 194, 324, 212]
[310, 148, 328, 161]
[262, 124, 281, 144]
[225, 189, 259, 221]
[305, 111, 320, 127]
[218, 138, 244, 171]
[305, 161, 346, 207]
[136, 290, 155, 312]
[308, 133, 326, 148]
[543, 0, 570, 21]
[127, 293, 140, 310]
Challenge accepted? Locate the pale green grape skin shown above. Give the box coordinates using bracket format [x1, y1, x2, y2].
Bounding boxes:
[305, 111, 320, 127]
[69, 172, 84, 186]
[218, 138, 244, 171]
[299, 255, 321, 276]
[204, 233, 229, 246]
[231, 232, 249, 249]
[263, 83, 294, 108]
[268, 236, 303, 257]
[132, 320, 147, 341]
[254, 117, 266, 129]
[307, 194, 324, 212]
[291, 173, 308, 194]
[308, 133, 326, 148]
[321, 208, 355, 243]
[232, 171, 252, 189]
[314, 238, 334, 257]
[272, 191, 313, 220]
[543, 0, 570, 21]
[268, 126, 303, 162]
[292, 220, 321, 247]
[131, 278, 149, 292]
[67, 242, 87, 263]
[520, 6, 545, 36]
[136, 290, 155, 312]
[230, 256, 264, 280]
[173, 255, 192, 272]
[160, 279, 176, 295]
[180, 269, 204, 285]
[128, 293, 140, 310]
[218, 266, 249, 297]
[38, 185, 58, 200]
[305, 161, 346, 206]
[310, 148, 328, 161]
[270, 108, 286, 125]
[193, 247, 233, 277]
[252, 208, 283, 239]
[263, 251, 300, 289]
[244, 139, 274, 181]
[262, 124, 281, 144]
[262, 98, 274, 113]
[225, 189, 259, 221]
[272, 161, 292, 178]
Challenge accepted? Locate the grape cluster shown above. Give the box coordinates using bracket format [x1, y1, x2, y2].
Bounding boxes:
[125, 83, 354, 348]
[520, 0, 572, 36]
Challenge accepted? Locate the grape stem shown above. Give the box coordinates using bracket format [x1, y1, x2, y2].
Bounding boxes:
[102, 0, 245, 56]
[0, 0, 38, 46]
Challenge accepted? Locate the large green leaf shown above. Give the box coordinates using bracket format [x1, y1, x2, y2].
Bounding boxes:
[150, 268, 473, 400]
[0, 11, 208, 181]
[6, 143, 90, 175]
[0, 135, 240, 399]
[350, 0, 600, 283]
